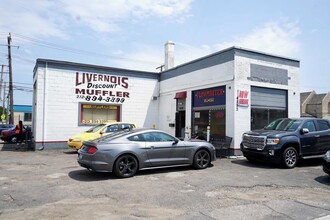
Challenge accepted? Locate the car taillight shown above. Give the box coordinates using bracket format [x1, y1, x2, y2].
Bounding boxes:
[87, 146, 98, 154]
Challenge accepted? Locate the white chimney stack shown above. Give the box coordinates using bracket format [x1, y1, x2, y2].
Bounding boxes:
[164, 41, 175, 70]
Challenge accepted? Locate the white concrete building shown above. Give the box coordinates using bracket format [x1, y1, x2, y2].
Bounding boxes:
[33, 46, 300, 155]
[159, 47, 300, 156]
[33, 61, 159, 149]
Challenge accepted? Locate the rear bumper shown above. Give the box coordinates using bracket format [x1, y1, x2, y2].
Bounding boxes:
[67, 141, 83, 150]
[77, 153, 113, 172]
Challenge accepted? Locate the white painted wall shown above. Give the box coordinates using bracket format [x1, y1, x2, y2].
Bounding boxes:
[159, 61, 235, 137]
[159, 54, 300, 154]
[233, 56, 300, 150]
[33, 64, 159, 144]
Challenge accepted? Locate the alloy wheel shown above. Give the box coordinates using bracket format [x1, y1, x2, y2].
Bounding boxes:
[283, 147, 298, 168]
[115, 155, 138, 178]
[194, 149, 210, 169]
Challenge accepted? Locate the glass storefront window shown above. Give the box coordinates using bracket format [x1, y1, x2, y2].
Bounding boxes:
[192, 108, 226, 140]
[192, 110, 209, 140]
[80, 104, 119, 125]
[210, 108, 226, 138]
[251, 108, 287, 130]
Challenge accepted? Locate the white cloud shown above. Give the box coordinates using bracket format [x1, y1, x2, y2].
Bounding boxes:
[215, 20, 301, 57]
[110, 41, 212, 72]
[62, 0, 193, 33]
[0, 0, 67, 39]
[115, 19, 302, 71]
[110, 44, 163, 72]
[0, 0, 193, 39]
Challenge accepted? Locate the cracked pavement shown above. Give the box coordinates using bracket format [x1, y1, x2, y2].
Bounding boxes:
[0, 144, 330, 219]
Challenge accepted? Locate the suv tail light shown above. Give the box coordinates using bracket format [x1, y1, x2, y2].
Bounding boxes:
[86, 146, 98, 154]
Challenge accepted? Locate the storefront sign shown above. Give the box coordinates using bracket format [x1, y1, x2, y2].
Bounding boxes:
[237, 90, 249, 107]
[75, 72, 130, 103]
[193, 86, 226, 107]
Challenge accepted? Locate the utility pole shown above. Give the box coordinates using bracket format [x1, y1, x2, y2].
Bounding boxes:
[2, 83, 6, 123]
[0, 64, 4, 100]
[7, 33, 14, 124]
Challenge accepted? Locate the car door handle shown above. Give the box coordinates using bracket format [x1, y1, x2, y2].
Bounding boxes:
[146, 146, 155, 149]
[314, 135, 320, 138]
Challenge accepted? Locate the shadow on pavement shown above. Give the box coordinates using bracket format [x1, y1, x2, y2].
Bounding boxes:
[231, 158, 278, 169]
[232, 157, 323, 169]
[314, 175, 330, 186]
[63, 150, 78, 155]
[297, 158, 323, 167]
[68, 169, 116, 181]
[1, 142, 34, 152]
[69, 165, 198, 181]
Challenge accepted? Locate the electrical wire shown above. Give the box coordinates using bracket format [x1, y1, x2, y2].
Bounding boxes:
[12, 33, 161, 65]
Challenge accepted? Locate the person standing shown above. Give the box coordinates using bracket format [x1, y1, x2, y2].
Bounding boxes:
[15, 120, 24, 145]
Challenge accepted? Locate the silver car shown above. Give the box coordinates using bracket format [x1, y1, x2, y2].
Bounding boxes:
[77, 128, 216, 178]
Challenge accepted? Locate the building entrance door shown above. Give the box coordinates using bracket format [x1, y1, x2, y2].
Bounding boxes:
[175, 111, 185, 139]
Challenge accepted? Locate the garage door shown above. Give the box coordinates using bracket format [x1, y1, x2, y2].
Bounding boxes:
[251, 86, 287, 109]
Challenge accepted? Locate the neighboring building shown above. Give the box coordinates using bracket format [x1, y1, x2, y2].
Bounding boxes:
[33, 45, 300, 156]
[301, 91, 330, 119]
[11, 105, 32, 125]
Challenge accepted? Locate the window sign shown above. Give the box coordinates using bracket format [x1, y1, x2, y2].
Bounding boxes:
[192, 86, 226, 107]
[80, 103, 119, 124]
[237, 90, 249, 107]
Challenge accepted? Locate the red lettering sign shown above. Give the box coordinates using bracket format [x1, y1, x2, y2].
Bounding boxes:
[237, 90, 249, 107]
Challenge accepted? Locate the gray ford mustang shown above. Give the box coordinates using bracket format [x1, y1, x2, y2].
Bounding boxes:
[77, 128, 216, 178]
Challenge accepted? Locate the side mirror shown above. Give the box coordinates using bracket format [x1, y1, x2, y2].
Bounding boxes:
[301, 128, 309, 134]
[172, 139, 179, 145]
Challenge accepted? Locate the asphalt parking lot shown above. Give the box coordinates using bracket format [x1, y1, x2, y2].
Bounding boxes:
[0, 142, 330, 220]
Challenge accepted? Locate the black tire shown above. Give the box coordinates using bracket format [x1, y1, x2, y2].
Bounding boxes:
[193, 149, 211, 169]
[282, 147, 298, 168]
[113, 154, 138, 178]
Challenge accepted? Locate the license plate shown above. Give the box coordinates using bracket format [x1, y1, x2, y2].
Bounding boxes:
[78, 154, 83, 160]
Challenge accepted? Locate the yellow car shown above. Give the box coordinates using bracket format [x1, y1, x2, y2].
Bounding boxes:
[68, 122, 136, 150]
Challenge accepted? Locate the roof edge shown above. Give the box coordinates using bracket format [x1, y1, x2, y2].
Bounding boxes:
[34, 58, 158, 75]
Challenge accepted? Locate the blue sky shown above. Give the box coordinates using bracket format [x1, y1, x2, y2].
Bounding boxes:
[0, 0, 329, 105]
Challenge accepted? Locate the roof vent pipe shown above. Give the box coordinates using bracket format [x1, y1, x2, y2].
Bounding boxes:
[164, 41, 175, 70]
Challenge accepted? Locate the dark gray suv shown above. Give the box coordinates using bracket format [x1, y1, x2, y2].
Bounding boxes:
[241, 118, 330, 168]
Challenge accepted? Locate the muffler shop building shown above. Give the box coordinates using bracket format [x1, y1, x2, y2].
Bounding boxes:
[33, 46, 300, 156]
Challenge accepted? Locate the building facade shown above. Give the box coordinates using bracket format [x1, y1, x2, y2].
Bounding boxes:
[159, 47, 300, 156]
[33, 60, 159, 149]
[8, 105, 32, 126]
[33, 46, 300, 155]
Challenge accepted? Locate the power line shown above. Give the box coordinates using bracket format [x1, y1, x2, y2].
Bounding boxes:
[12, 33, 161, 65]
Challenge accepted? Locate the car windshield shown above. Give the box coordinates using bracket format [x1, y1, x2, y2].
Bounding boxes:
[264, 119, 302, 131]
[85, 124, 106, 133]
